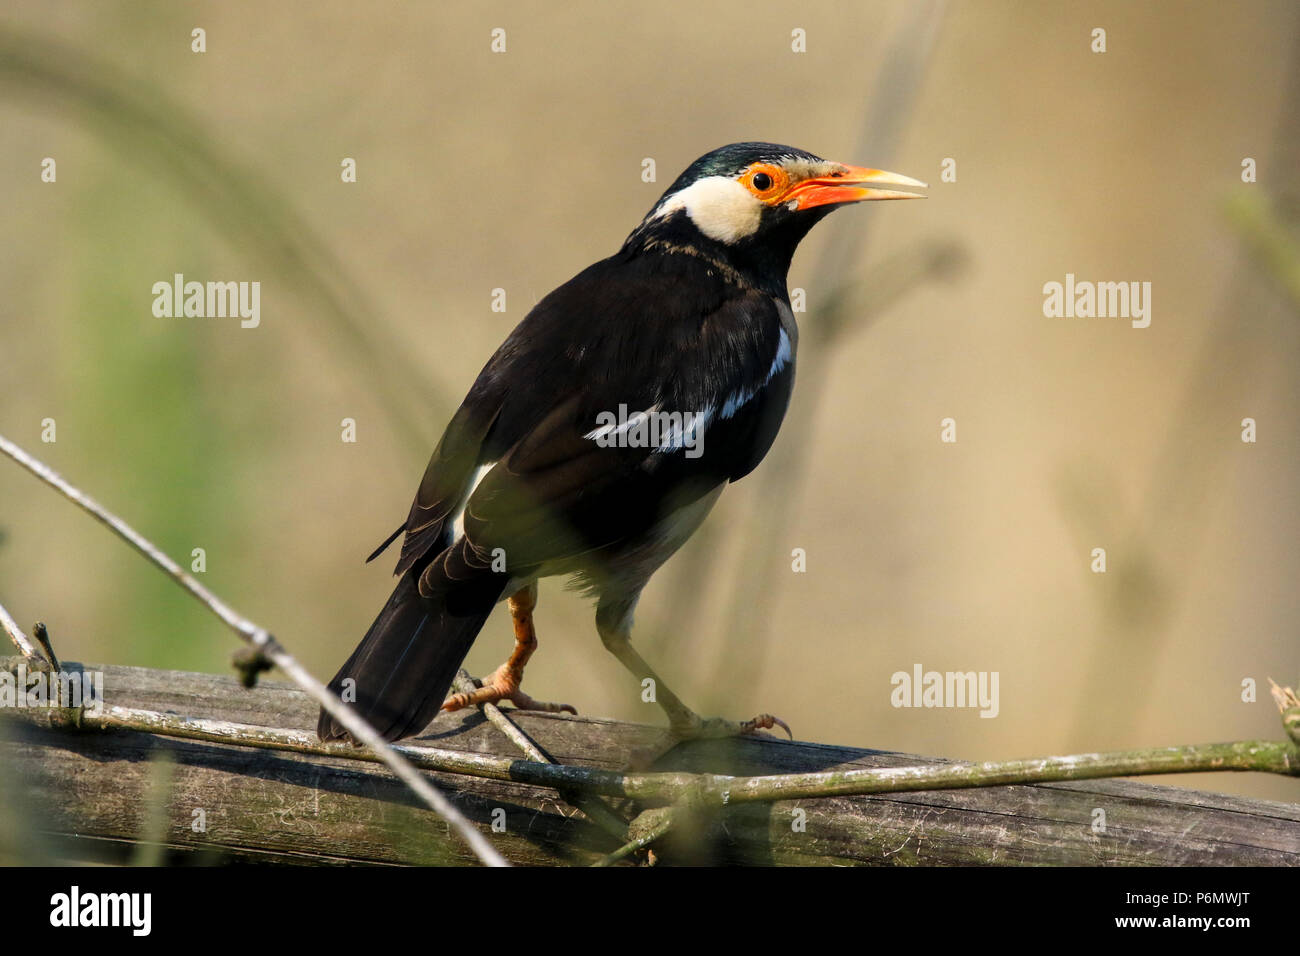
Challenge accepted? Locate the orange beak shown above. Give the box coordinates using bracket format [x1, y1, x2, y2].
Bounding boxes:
[783, 164, 928, 211]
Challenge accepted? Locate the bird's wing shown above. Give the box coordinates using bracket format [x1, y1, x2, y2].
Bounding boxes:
[389, 400, 502, 574]
[393, 252, 796, 582]
[448, 393, 710, 576]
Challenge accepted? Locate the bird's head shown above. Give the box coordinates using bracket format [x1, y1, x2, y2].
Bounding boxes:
[624, 142, 925, 292]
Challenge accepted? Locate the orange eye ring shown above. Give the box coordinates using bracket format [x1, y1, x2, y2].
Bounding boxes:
[742, 163, 788, 201]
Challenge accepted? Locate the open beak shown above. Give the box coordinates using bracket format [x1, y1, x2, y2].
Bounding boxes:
[784, 164, 928, 211]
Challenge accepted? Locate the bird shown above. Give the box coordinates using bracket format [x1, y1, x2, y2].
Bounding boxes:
[317, 142, 925, 744]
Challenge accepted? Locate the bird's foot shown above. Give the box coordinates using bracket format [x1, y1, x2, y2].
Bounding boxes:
[442, 663, 577, 716]
[668, 711, 792, 740]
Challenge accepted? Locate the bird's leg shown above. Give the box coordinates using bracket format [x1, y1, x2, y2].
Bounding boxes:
[442, 583, 577, 715]
[596, 602, 790, 740]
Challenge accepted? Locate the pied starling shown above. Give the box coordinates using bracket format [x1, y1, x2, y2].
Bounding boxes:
[318, 142, 925, 744]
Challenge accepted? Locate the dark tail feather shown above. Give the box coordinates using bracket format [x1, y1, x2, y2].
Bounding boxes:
[365, 523, 405, 564]
[317, 566, 501, 743]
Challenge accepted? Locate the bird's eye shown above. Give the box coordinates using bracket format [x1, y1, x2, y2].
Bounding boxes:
[752, 172, 773, 191]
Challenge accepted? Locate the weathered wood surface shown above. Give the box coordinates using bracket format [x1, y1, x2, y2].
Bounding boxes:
[1, 657, 1297, 865]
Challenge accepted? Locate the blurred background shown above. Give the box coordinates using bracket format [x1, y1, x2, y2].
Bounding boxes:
[0, 0, 1296, 811]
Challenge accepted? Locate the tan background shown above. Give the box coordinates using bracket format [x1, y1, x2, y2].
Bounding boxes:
[0, 1, 1296, 806]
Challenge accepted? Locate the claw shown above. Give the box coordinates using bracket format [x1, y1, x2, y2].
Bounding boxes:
[740, 713, 793, 739]
[442, 666, 576, 715]
[669, 711, 793, 740]
[443, 584, 576, 716]
[507, 689, 578, 716]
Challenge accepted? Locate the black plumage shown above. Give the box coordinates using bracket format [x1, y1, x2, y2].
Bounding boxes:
[319, 142, 923, 743]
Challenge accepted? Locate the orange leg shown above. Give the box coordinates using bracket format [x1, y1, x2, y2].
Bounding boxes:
[442, 584, 577, 715]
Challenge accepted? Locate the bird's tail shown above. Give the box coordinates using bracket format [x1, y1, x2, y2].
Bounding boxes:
[317, 565, 502, 743]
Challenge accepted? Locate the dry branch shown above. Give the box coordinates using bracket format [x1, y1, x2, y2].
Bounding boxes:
[3, 658, 1296, 866]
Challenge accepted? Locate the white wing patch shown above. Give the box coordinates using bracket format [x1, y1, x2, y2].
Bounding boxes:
[584, 405, 659, 442]
[653, 408, 712, 455]
[450, 462, 493, 540]
[581, 326, 791, 459]
[584, 404, 711, 457]
[720, 327, 792, 419]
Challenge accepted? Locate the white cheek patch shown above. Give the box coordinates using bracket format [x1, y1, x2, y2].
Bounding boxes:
[653, 176, 762, 243]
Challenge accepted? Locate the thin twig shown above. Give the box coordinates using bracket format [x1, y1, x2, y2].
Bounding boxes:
[12, 695, 1294, 807]
[0, 601, 45, 666]
[453, 670, 550, 763]
[593, 808, 674, 867]
[451, 670, 637, 850]
[0, 435, 507, 867]
[1270, 678, 1300, 745]
[32, 623, 60, 673]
